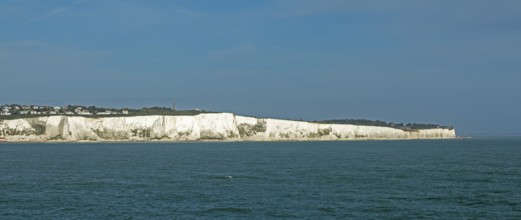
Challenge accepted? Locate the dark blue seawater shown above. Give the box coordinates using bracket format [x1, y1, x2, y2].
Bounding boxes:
[1, 138, 521, 219]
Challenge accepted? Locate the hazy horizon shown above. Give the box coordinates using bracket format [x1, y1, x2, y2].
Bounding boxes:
[1, 0, 520, 136]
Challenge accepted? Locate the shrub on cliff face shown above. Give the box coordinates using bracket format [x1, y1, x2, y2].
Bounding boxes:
[130, 129, 152, 138]
[32, 124, 46, 135]
[27, 119, 46, 135]
[93, 129, 129, 140]
[237, 120, 267, 137]
[253, 120, 267, 132]
[306, 127, 333, 138]
[199, 130, 226, 140]
[318, 128, 332, 136]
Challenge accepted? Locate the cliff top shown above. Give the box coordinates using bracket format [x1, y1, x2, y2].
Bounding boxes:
[317, 119, 454, 131]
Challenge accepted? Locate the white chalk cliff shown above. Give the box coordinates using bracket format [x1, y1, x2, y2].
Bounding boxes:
[0, 113, 456, 142]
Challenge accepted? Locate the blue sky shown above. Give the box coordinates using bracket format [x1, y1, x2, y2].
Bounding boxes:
[1, 0, 520, 135]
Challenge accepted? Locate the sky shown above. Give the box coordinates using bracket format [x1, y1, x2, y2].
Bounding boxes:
[1, 0, 520, 136]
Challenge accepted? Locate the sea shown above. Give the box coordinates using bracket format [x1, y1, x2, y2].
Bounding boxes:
[1, 138, 520, 219]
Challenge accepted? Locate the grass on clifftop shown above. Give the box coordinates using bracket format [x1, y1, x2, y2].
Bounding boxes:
[316, 119, 454, 131]
[0, 109, 214, 120]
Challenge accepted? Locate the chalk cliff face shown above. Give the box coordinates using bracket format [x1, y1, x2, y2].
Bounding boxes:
[0, 113, 456, 142]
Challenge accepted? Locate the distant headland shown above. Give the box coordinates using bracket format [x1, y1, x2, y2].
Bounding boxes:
[0, 104, 456, 142]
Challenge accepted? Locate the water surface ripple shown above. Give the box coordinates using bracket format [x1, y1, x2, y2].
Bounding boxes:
[1, 138, 520, 219]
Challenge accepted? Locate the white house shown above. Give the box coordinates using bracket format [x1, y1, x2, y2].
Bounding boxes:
[77, 110, 93, 115]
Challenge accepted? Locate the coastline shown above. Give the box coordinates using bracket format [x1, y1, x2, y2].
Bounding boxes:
[0, 136, 460, 144]
[0, 113, 456, 143]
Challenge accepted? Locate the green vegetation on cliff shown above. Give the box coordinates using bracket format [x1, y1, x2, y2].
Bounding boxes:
[316, 119, 454, 131]
[0, 105, 214, 120]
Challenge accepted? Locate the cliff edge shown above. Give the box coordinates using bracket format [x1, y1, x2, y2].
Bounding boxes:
[0, 113, 456, 142]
